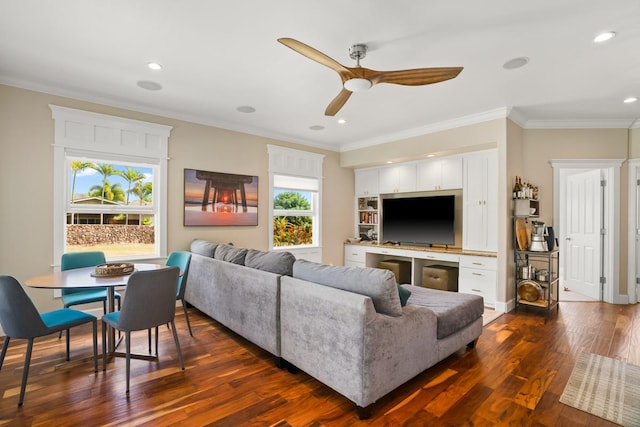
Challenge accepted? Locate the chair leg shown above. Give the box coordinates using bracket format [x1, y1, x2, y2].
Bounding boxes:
[147, 329, 152, 354]
[125, 331, 131, 394]
[92, 320, 98, 373]
[101, 321, 107, 372]
[65, 329, 71, 361]
[182, 299, 193, 336]
[19, 338, 34, 406]
[170, 320, 185, 371]
[155, 326, 159, 356]
[0, 336, 10, 369]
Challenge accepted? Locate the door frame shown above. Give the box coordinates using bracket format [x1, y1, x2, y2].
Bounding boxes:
[627, 159, 640, 304]
[551, 159, 624, 304]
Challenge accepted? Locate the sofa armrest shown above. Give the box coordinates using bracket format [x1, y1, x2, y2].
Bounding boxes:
[280, 276, 439, 408]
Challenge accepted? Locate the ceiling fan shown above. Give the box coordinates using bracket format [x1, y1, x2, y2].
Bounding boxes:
[277, 38, 463, 116]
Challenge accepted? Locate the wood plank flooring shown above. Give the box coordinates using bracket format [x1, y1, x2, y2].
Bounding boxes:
[1, 301, 639, 426]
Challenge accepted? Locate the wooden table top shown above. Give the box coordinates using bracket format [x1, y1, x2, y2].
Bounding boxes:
[25, 263, 167, 290]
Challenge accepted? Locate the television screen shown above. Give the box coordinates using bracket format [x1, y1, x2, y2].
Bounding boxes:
[381, 195, 455, 246]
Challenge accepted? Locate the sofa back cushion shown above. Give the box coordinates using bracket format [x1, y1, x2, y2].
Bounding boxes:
[214, 243, 247, 265]
[190, 239, 218, 258]
[292, 259, 403, 317]
[245, 249, 296, 276]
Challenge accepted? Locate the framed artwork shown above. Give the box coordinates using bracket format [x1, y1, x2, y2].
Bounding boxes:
[184, 168, 258, 226]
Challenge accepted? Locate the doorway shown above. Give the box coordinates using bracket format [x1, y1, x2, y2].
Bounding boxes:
[551, 159, 623, 304]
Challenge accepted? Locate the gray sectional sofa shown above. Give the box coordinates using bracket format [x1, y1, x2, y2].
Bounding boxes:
[183, 239, 484, 418]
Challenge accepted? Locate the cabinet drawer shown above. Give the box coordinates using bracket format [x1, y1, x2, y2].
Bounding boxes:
[459, 255, 497, 270]
[459, 266, 496, 306]
[344, 244, 367, 263]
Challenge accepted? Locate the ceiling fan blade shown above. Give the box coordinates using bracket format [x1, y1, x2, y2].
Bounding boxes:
[375, 67, 463, 86]
[278, 38, 352, 76]
[325, 89, 353, 116]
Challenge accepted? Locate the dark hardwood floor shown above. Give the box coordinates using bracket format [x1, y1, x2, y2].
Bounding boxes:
[1, 300, 638, 426]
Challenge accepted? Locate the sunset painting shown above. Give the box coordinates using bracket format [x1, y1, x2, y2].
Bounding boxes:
[184, 168, 258, 226]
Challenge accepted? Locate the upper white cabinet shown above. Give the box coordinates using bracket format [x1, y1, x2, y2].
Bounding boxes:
[462, 150, 497, 252]
[379, 163, 416, 194]
[355, 168, 379, 196]
[416, 157, 463, 191]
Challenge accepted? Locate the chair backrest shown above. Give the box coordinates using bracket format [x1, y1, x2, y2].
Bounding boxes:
[116, 267, 180, 332]
[165, 251, 192, 299]
[61, 251, 106, 296]
[0, 276, 47, 339]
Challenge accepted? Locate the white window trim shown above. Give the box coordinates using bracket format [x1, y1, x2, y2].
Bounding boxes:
[50, 105, 172, 266]
[267, 145, 324, 259]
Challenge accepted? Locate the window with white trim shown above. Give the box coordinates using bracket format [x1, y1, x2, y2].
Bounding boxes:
[272, 175, 319, 247]
[51, 105, 171, 262]
[267, 145, 324, 257]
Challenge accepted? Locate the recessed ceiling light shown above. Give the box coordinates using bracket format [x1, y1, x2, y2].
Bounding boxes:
[624, 96, 638, 104]
[386, 161, 393, 164]
[503, 57, 530, 70]
[136, 80, 162, 91]
[147, 62, 163, 71]
[236, 105, 256, 113]
[594, 31, 616, 43]
[309, 125, 324, 131]
[426, 154, 435, 158]
[337, 118, 346, 124]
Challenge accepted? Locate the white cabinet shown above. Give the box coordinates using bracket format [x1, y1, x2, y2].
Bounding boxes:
[379, 163, 416, 194]
[462, 150, 497, 252]
[458, 255, 497, 307]
[344, 244, 367, 267]
[355, 168, 379, 196]
[416, 157, 463, 191]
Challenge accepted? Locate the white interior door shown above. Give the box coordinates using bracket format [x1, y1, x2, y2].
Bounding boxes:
[564, 169, 602, 299]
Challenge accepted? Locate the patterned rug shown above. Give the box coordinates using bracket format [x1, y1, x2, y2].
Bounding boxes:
[560, 352, 640, 427]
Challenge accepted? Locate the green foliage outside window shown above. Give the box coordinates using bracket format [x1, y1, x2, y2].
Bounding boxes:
[273, 191, 313, 246]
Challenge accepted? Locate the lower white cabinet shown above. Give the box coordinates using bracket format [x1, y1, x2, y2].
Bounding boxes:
[458, 255, 497, 307]
[344, 244, 367, 267]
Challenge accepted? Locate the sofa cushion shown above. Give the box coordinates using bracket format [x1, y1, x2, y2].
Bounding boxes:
[292, 259, 403, 317]
[214, 243, 247, 265]
[190, 239, 218, 257]
[403, 285, 484, 339]
[245, 249, 295, 276]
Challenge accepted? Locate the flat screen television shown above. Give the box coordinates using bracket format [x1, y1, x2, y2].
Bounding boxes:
[381, 194, 455, 246]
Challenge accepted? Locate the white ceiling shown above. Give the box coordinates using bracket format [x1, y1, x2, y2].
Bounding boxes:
[1, 1, 639, 152]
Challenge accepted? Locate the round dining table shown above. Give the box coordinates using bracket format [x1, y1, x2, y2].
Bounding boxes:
[26, 263, 167, 355]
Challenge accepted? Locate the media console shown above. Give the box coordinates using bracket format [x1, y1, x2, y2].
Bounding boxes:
[344, 243, 497, 308]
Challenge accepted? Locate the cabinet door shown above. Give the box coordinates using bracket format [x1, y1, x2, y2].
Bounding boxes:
[416, 159, 441, 191]
[417, 157, 463, 191]
[440, 157, 463, 189]
[463, 150, 497, 252]
[355, 169, 379, 196]
[379, 164, 416, 193]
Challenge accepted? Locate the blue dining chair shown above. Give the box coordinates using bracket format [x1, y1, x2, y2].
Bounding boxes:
[60, 251, 121, 339]
[101, 267, 185, 394]
[166, 251, 193, 336]
[0, 275, 98, 406]
[147, 251, 193, 354]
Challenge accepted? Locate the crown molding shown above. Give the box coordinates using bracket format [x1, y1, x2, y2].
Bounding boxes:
[522, 118, 635, 129]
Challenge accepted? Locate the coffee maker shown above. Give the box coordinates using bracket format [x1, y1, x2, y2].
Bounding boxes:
[529, 220, 548, 252]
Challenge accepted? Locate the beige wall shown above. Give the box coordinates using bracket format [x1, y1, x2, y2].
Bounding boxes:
[0, 84, 352, 312]
[522, 128, 629, 294]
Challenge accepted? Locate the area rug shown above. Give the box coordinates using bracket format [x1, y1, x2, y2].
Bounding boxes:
[560, 352, 640, 427]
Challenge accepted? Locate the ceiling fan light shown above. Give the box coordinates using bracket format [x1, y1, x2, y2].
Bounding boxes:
[344, 78, 372, 92]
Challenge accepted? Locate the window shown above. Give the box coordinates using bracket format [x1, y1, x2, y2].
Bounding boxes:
[267, 145, 324, 261]
[272, 175, 319, 247]
[51, 105, 171, 262]
[65, 155, 157, 258]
